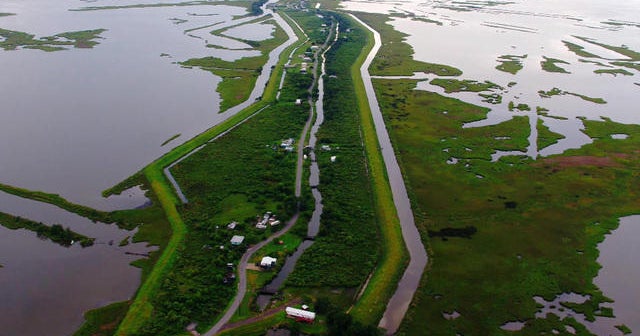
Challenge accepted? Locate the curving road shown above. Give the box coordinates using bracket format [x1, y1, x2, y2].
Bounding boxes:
[350, 14, 429, 335]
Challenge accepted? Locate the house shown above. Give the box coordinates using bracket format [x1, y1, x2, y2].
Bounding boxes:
[295, 98, 302, 105]
[330, 156, 337, 163]
[230, 235, 245, 246]
[285, 307, 316, 323]
[227, 221, 238, 230]
[260, 256, 277, 268]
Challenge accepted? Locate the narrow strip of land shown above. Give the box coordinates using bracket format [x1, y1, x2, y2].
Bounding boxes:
[204, 16, 335, 335]
[350, 14, 428, 335]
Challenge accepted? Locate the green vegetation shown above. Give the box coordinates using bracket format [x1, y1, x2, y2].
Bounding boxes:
[288, 15, 381, 290]
[616, 324, 632, 335]
[182, 18, 288, 112]
[0, 28, 106, 51]
[574, 36, 640, 61]
[430, 78, 501, 93]
[74, 302, 130, 336]
[355, 12, 462, 76]
[594, 68, 634, 76]
[508, 101, 531, 112]
[0, 182, 117, 225]
[0, 212, 94, 247]
[130, 67, 308, 336]
[538, 87, 607, 104]
[161, 134, 181, 147]
[370, 70, 640, 335]
[496, 54, 527, 74]
[563, 40, 601, 58]
[0, 13, 15, 17]
[114, 14, 313, 334]
[537, 118, 565, 150]
[610, 61, 640, 72]
[413, 17, 444, 26]
[541, 56, 570, 73]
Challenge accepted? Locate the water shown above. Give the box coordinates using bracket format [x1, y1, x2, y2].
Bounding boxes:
[0, 0, 257, 210]
[0, 190, 152, 336]
[344, 0, 639, 160]
[350, 13, 428, 335]
[594, 215, 640, 334]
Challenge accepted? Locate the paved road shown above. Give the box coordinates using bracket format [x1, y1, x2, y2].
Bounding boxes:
[350, 14, 429, 335]
[203, 212, 300, 336]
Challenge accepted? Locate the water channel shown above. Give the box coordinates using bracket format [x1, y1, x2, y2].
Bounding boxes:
[255, 19, 338, 312]
[350, 13, 428, 335]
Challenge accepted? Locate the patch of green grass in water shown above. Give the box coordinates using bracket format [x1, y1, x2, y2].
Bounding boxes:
[430, 78, 502, 93]
[496, 54, 527, 74]
[0, 212, 94, 247]
[537, 118, 565, 150]
[574, 36, 640, 61]
[541, 56, 570, 73]
[539, 87, 607, 104]
[563, 40, 601, 58]
[594, 68, 634, 76]
[0, 28, 106, 51]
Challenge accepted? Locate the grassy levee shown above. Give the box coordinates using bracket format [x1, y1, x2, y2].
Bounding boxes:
[347, 14, 408, 326]
[115, 166, 186, 335]
[114, 17, 303, 334]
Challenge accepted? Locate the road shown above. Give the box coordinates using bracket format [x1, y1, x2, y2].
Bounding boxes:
[203, 212, 300, 336]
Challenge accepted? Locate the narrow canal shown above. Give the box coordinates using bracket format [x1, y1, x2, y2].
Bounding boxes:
[350, 14, 429, 335]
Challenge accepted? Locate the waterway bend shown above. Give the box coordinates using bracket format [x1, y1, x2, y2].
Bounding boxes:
[349, 13, 429, 335]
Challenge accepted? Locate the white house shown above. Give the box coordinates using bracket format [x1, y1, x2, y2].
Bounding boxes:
[260, 256, 277, 268]
[230, 235, 245, 246]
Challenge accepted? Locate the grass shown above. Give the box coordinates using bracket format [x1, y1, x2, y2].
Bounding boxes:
[74, 302, 130, 336]
[537, 118, 565, 150]
[574, 36, 640, 61]
[610, 61, 640, 72]
[538, 87, 607, 104]
[368, 72, 640, 335]
[496, 54, 527, 74]
[0, 28, 106, 51]
[0, 211, 94, 247]
[541, 56, 570, 73]
[594, 68, 634, 76]
[0, 182, 118, 225]
[353, 12, 462, 77]
[182, 17, 289, 112]
[430, 78, 501, 93]
[563, 40, 601, 58]
[161, 133, 181, 147]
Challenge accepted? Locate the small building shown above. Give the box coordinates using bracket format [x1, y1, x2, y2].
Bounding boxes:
[227, 221, 238, 230]
[230, 235, 245, 246]
[330, 156, 337, 163]
[285, 307, 316, 323]
[295, 98, 302, 105]
[260, 256, 277, 268]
